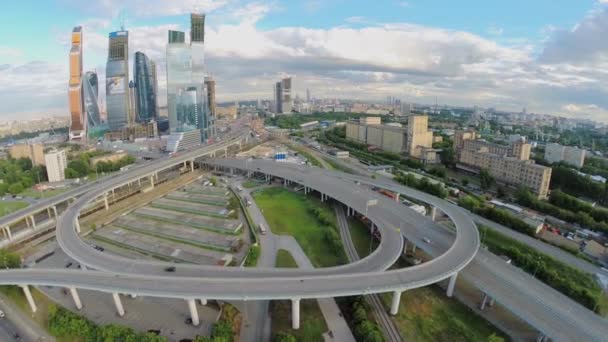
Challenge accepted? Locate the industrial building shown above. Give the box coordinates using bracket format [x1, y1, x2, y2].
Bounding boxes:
[544, 143, 586, 168]
[44, 149, 67, 183]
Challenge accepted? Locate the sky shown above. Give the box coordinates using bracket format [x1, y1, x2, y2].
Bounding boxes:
[1, 0, 608, 123]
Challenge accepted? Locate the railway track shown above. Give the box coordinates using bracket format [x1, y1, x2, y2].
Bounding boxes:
[334, 205, 403, 342]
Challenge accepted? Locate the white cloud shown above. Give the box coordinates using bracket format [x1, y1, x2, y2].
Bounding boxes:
[61, 0, 228, 18]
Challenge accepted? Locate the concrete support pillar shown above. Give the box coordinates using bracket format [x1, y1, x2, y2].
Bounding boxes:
[199, 298, 207, 306]
[395, 193, 400, 202]
[480, 293, 489, 311]
[536, 333, 547, 342]
[47, 208, 52, 218]
[25, 217, 30, 228]
[411, 244, 417, 253]
[4, 227, 12, 241]
[21, 286, 37, 313]
[130, 294, 137, 298]
[431, 206, 437, 222]
[190, 160, 195, 172]
[29, 216, 36, 229]
[187, 299, 200, 326]
[390, 291, 402, 315]
[52, 206, 58, 218]
[224, 147, 228, 157]
[104, 194, 109, 210]
[74, 219, 81, 233]
[446, 272, 458, 297]
[403, 240, 408, 254]
[150, 176, 155, 189]
[112, 293, 125, 316]
[489, 297, 495, 307]
[69, 287, 82, 310]
[137, 178, 141, 187]
[291, 298, 300, 330]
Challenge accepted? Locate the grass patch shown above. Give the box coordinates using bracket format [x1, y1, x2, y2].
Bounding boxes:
[134, 213, 240, 235]
[270, 249, 328, 341]
[381, 286, 509, 342]
[0, 201, 29, 217]
[347, 217, 379, 258]
[253, 187, 347, 267]
[164, 195, 227, 206]
[322, 157, 354, 174]
[242, 180, 262, 189]
[22, 187, 69, 199]
[276, 249, 298, 268]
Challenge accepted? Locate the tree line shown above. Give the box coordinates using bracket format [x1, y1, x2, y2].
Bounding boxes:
[0, 158, 47, 196]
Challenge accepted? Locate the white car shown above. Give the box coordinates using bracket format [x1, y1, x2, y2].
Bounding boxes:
[422, 237, 431, 244]
[0, 310, 5, 318]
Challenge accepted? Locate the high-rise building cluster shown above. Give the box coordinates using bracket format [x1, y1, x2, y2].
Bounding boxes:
[68, 13, 215, 148]
[273, 77, 292, 114]
[454, 130, 552, 199]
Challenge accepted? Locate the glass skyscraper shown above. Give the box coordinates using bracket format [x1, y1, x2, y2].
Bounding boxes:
[106, 31, 129, 131]
[83, 71, 108, 139]
[134, 52, 158, 123]
[166, 14, 214, 142]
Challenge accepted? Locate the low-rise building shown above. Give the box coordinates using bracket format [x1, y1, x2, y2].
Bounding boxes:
[104, 122, 157, 142]
[44, 149, 67, 182]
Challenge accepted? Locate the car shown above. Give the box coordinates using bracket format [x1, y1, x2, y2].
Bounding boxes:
[93, 245, 104, 252]
[422, 237, 431, 244]
[185, 318, 193, 325]
[164, 266, 176, 272]
[0, 310, 5, 317]
[65, 262, 73, 268]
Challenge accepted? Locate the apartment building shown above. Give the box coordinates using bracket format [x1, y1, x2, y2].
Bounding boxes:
[44, 149, 67, 182]
[406, 115, 434, 159]
[9, 143, 45, 165]
[345, 119, 406, 154]
[545, 143, 586, 168]
[455, 130, 551, 198]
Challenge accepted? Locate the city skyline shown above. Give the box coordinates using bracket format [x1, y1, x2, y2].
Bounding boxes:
[2, 0, 608, 122]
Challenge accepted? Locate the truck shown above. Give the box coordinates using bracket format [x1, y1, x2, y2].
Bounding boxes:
[258, 223, 267, 235]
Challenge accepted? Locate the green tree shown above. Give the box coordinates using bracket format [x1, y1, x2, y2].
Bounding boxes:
[64, 168, 79, 179]
[8, 183, 24, 195]
[67, 159, 89, 177]
[0, 249, 21, 268]
[0, 183, 8, 196]
[487, 333, 505, 342]
[273, 332, 297, 342]
[479, 169, 494, 190]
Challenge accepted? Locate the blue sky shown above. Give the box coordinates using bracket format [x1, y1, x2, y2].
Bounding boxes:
[1, 0, 608, 122]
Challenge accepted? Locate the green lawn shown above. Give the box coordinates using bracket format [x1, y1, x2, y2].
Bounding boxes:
[347, 217, 379, 258]
[276, 249, 298, 268]
[0, 286, 55, 330]
[271, 249, 328, 341]
[380, 286, 509, 342]
[0, 201, 29, 217]
[252, 187, 346, 267]
[241, 180, 262, 189]
[22, 187, 69, 199]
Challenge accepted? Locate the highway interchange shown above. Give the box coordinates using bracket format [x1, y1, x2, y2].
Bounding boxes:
[0, 136, 607, 341]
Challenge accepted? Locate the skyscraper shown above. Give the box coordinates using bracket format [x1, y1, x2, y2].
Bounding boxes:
[150, 60, 159, 118]
[190, 14, 205, 43]
[83, 71, 101, 127]
[166, 14, 213, 144]
[205, 76, 216, 135]
[134, 51, 158, 123]
[274, 81, 282, 113]
[106, 31, 129, 130]
[68, 26, 85, 140]
[281, 77, 292, 113]
[306, 88, 311, 103]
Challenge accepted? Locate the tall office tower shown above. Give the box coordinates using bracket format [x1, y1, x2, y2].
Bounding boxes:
[168, 30, 185, 43]
[190, 14, 205, 43]
[205, 76, 216, 135]
[134, 52, 158, 123]
[166, 13, 213, 144]
[106, 31, 129, 130]
[128, 80, 137, 125]
[83, 71, 101, 128]
[150, 60, 159, 118]
[306, 88, 311, 103]
[68, 26, 86, 140]
[274, 81, 283, 113]
[281, 77, 292, 113]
